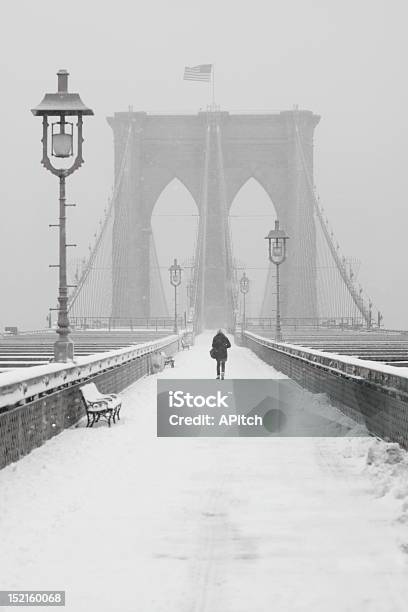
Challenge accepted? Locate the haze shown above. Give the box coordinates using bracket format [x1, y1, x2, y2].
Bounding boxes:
[0, 0, 406, 329]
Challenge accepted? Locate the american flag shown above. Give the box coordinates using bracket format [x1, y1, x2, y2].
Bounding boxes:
[183, 64, 213, 82]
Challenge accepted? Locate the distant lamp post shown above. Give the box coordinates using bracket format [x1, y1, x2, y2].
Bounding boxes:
[186, 278, 194, 308]
[169, 258, 182, 333]
[239, 272, 250, 332]
[265, 220, 289, 342]
[368, 300, 373, 329]
[31, 70, 93, 362]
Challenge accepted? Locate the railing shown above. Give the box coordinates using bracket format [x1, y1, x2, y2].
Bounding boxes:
[1, 328, 55, 338]
[243, 316, 370, 331]
[0, 333, 181, 470]
[136, 109, 286, 116]
[242, 331, 408, 449]
[69, 316, 185, 331]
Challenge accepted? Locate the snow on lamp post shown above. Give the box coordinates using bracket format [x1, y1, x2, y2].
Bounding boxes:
[265, 220, 289, 342]
[169, 258, 182, 334]
[239, 271, 250, 333]
[31, 70, 93, 362]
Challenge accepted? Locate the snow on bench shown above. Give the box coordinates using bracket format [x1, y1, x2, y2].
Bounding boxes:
[80, 383, 122, 428]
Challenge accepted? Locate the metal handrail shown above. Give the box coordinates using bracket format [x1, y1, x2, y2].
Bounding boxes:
[69, 316, 184, 330]
[243, 316, 369, 329]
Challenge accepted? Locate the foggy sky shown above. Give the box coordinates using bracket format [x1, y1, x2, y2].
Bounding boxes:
[0, 0, 407, 329]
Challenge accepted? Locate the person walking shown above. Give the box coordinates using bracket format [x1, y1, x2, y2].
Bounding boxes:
[211, 329, 231, 379]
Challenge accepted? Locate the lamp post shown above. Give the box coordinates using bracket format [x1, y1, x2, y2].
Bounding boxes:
[186, 277, 194, 308]
[368, 300, 373, 330]
[31, 70, 93, 362]
[239, 272, 250, 333]
[169, 258, 182, 333]
[265, 220, 289, 342]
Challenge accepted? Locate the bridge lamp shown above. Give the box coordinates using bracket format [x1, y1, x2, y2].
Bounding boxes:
[239, 272, 250, 333]
[31, 69, 94, 362]
[186, 278, 192, 299]
[368, 300, 373, 330]
[265, 220, 289, 342]
[169, 259, 182, 333]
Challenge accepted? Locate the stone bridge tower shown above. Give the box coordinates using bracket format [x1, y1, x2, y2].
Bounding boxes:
[107, 109, 320, 328]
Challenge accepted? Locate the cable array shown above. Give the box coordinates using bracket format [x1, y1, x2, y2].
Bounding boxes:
[68, 125, 168, 323]
[294, 118, 377, 326]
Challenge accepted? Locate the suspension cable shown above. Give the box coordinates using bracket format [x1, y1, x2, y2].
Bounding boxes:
[68, 125, 133, 313]
[294, 119, 374, 325]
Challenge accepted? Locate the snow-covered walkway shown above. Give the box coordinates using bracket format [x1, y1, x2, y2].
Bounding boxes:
[0, 332, 407, 611]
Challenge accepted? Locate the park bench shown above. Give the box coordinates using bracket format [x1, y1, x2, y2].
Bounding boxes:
[80, 382, 122, 428]
[181, 336, 191, 350]
[150, 351, 174, 371]
[164, 354, 175, 368]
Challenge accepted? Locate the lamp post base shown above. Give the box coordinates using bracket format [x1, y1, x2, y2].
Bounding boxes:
[54, 339, 74, 362]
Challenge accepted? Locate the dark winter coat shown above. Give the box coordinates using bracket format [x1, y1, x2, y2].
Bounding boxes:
[212, 332, 231, 361]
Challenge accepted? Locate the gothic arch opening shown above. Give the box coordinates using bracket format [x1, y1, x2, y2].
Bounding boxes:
[229, 178, 277, 319]
[151, 178, 199, 318]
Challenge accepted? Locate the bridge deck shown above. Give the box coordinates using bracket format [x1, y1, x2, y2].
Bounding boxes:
[0, 333, 407, 611]
[0, 330, 171, 371]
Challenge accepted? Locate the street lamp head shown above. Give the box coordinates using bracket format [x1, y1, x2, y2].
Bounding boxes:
[169, 258, 182, 287]
[31, 69, 94, 118]
[240, 271, 250, 294]
[31, 69, 94, 176]
[265, 219, 289, 265]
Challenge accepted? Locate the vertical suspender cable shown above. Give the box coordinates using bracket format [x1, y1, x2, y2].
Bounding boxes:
[294, 122, 374, 325]
[68, 125, 132, 316]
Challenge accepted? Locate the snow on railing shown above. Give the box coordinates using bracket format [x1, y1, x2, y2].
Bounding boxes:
[244, 331, 408, 394]
[0, 333, 181, 411]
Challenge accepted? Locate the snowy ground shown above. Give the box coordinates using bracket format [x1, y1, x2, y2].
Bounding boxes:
[0, 332, 407, 611]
